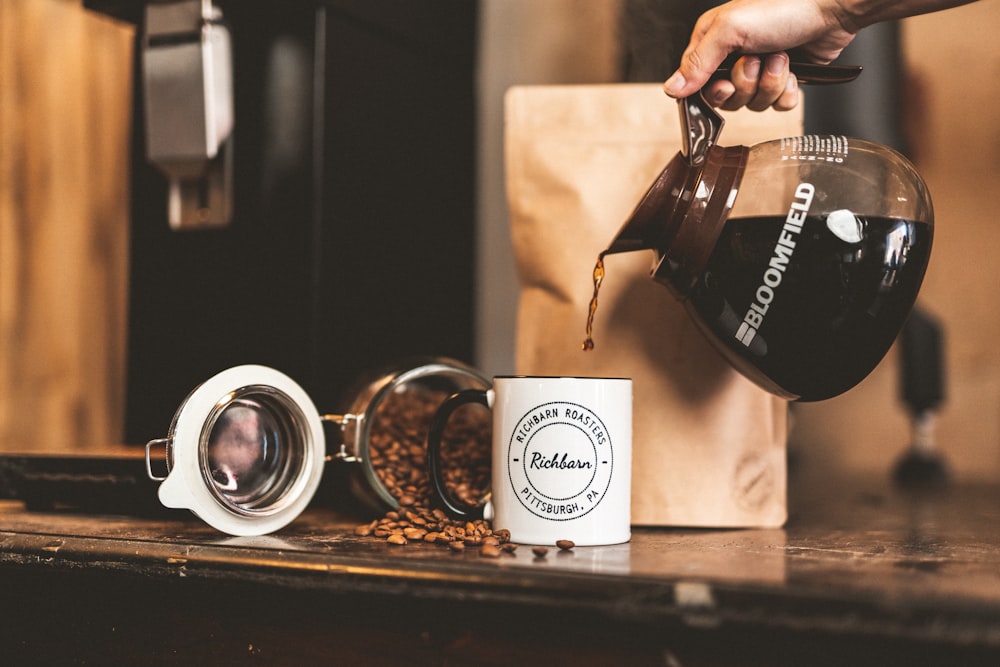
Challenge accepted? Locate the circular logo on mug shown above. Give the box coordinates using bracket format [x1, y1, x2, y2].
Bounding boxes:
[507, 401, 614, 521]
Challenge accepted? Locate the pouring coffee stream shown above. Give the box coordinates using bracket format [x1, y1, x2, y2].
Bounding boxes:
[582, 255, 605, 352]
[583, 62, 935, 402]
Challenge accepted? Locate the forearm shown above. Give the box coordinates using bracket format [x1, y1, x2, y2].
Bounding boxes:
[833, 0, 978, 31]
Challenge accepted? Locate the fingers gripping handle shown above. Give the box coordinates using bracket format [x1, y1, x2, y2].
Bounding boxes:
[708, 57, 863, 84]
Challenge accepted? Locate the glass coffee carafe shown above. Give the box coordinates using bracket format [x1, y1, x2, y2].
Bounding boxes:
[592, 64, 933, 401]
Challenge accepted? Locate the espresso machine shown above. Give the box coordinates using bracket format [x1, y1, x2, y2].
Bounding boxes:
[82, 0, 479, 444]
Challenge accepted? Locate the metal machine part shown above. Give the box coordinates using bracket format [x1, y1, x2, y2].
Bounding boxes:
[143, 0, 233, 229]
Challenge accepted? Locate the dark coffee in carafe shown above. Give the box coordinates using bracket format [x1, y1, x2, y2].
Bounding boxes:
[686, 214, 931, 400]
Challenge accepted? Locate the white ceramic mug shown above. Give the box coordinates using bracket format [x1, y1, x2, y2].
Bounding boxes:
[427, 376, 632, 546]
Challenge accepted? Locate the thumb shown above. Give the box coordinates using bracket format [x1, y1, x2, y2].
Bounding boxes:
[663, 45, 731, 99]
[663, 18, 734, 98]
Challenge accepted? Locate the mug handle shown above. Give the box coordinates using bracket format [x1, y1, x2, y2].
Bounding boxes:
[426, 388, 489, 520]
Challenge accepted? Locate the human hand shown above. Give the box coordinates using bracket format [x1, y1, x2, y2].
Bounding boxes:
[663, 0, 858, 110]
[703, 52, 801, 112]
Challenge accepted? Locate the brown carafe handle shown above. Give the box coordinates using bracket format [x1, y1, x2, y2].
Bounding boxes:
[710, 59, 863, 85]
[426, 388, 490, 520]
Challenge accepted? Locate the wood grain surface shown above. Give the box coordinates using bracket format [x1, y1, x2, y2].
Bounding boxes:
[0, 0, 133, 452]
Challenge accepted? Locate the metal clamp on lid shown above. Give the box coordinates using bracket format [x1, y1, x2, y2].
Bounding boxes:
[142, 0, 233, 230]
[322, 413, 364, 464]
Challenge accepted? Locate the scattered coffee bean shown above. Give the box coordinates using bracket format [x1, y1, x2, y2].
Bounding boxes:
[556, 539, 575, 551]
[386, 534, 408, 546]
[354, 521, 376, 537]
[480, 544, 502, 558]
[531, 546, 549, 558]
[403, 527, 427, 541]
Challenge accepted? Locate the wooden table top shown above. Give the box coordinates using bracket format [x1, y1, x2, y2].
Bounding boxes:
[1, 452, 999, 665]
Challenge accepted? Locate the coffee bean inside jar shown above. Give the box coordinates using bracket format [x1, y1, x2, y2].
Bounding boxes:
[367, 385, 491, 511]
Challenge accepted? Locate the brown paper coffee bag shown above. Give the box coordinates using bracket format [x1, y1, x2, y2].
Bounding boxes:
[505, 84, 802, 527]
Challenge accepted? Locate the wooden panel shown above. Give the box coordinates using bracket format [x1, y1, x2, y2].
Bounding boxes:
[0, 0, 134, 452]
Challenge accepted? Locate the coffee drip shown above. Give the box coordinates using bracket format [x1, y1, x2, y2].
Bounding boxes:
[585, 64, 934, 401]
[582, 255, 605, 352]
